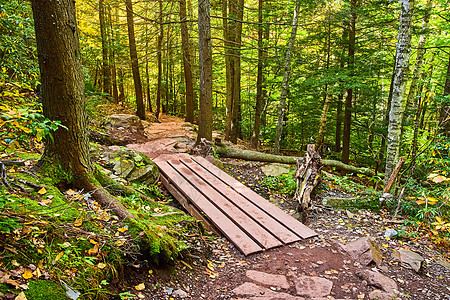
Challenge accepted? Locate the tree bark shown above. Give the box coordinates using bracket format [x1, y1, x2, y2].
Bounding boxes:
[31, 0, 134, 219]
[385, 0, 414, 183]
[125, 0, 145, 120]
[156, 0, 163, 120]
[341, 0, 357, 165]
[439, 55, 450, 137]
[406, 0, 432, 111]
[273, 1, 300, 154]
[196, 0, 213, 143]
[109, 5, 119, 103]
[99, 0, 111, 96]
[180, 0, 195, 122]
[294, 144, 321, 211]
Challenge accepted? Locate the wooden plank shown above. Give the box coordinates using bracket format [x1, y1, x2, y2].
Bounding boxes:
[160, 174, 218, 235]
[168, 159, 283, 250]
[180, 158, 301, 244]
[155, 159, 263, 255]
[191, 156, 317, 239]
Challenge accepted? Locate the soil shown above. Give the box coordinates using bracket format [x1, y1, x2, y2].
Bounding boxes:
[119, 114, 450, 300]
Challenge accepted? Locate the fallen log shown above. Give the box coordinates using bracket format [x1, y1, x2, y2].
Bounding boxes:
[294, 144, 321, 211]
[213, 142, 375, 177]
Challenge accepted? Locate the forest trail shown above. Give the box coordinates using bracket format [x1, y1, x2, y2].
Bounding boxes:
[121, 115, 450, 300]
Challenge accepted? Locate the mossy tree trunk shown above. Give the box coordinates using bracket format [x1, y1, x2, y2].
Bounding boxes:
[31, 0, 134, 220]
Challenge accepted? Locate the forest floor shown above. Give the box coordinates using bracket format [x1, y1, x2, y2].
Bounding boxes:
[118, 113, 450, 300]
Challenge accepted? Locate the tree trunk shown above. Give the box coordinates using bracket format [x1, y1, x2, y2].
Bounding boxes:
[109, 5, 119, 103]
[335, 94, 343, 152]
[118, 67, 125, 103]
[180, 0, 195, 122]
[385, 0, 414, 183]
[439, 54, 450, 137]
[251, 0, 267, 149]
[273, 0, 300, 154]
[31, 0, 134, 219]
[196, 0, 213, 143]
[406, 0, 432, 112]
[156, 0, 163, 120]
[229, 0, 244, 144]
[341, 0, 357, 165]
[294, 144, 321, 212]
[99, 0, 111, 96]
[223, 0, 233, 140]
[125, 0, 145, 120]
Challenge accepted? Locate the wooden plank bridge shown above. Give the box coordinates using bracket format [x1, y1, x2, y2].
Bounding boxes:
[153, 155, 317, 255]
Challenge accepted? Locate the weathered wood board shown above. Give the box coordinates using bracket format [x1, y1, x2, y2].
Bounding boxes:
[153, 155, 317, 255]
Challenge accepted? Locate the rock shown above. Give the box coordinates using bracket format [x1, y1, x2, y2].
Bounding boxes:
[384, 229, 398, 238]
[127, 164, 159, 185]
[437, 260, 450, 271]
[246, 270, 290, 289]
[112, 158, 135, 178]
[172, 289, 188, 298]
[369, 289, 394, 300]
[356, 270, 398, 295]
[104, 114, 144, 133]
[205, 155, 224, 169]
[392, 249, 424, 272]
[341, 237, 382, 266]
[232, 282, 303, 300]
[261, 163, 291, 177]
[294, 275, 333, 298]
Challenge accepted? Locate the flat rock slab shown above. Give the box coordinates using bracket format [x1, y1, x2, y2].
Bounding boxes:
[294, 275, 333, 298]
[356, 270, 398, 295]
[261, 163, 291, 177]
[246, 270, 290, 289]
[392, 249, 424, 272]
[341, 236, 382, 266]
[232, 282, 304, 300]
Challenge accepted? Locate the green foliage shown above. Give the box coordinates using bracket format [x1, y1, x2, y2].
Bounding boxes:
[261, 171, 296, 195]
[0, 0, 39, 84]
[0, 102, 66, 152]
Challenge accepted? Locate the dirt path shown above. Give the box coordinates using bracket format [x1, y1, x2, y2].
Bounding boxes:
[123, 115, 450, 300]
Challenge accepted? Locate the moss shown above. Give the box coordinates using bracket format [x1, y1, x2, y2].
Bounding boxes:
[37, 156, 73, 184]
[13, 151, 42, 161]
[24, 280, 69, 300]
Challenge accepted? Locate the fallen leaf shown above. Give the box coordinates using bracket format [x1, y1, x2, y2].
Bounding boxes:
[74, 218, 82, 227]
[15, 292, 27, 300]
[22, 269, 33, 280]
[135, 283, 145, 290]
[37, 187, 46, 195]
[117, 226, 128, 233]
[66, 189, 75, 196]
[88, 244, 99, 255]
[53, 251, 64, 264]
[6, 278, 20, 286]
[97, 263, 107, 269]
[37, 260, 43, 269]
[115, 240, 125, 246]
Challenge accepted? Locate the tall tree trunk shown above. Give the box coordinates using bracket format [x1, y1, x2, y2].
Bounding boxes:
[118, 68, 125, 103]
[439, 55, 450, 137]
[229, 0, 244, 143]
[223, 0, 232, 140]
[109, 5, 119, 103]
[125, 0, 145, 120]
[156, 0, 163, 119]
[385, 0, 415, 183]
[197, 0, 213, 143]
[251, 0, 267, 149]
[406, 0, 432, 111]
[335, 94, 343, 152]
[315, 13, 332, 153]
[180, 0, 195, 122]
[341, 0, 357, 165]
[99, 0, 111, 96]
[273, 1, 300, 154]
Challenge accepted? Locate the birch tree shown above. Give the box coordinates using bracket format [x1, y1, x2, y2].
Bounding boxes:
[385, 0, 415, 183]
[273, 1, 300, 154]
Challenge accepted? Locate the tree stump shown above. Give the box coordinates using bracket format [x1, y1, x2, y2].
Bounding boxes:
[294, 144, 321, 212]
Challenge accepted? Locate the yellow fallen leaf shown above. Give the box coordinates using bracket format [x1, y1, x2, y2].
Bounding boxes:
[66, 189, 75, 196]
[88, 244, 99, 255]
[97, 263, 107, 269]
[37, 260, 43, 269]
[135, 283, 145, 290]
[115, 240, 125, 246]
[22, 269, 33, 279]
[89, 239, 98, 245]
[117, 227, 128, 233]
[15, 291, 27, 300]
[37, 187, 46, 195]
[53, 251, 64, 264]
[32, 268, 42, 278]
[74, 218, 82, 227]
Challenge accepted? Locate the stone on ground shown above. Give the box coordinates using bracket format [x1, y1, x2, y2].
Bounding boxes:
[105, 114, 144, 134]
[356, 270, 398, 295]
[341, 237, 382, 266]
[294, 275, 333, 298]
[232, 282, 304, 300]
[261, 163, 291, 177]
[246, 270, 290, 289]
[369, 289, 395, 300]
[392, 249, 424, 272]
